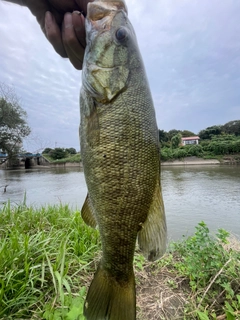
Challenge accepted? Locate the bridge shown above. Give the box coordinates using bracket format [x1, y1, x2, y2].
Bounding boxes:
[0, 152, 49, 169]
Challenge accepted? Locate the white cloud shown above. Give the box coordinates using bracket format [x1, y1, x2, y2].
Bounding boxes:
[0, 2, 81, 151]
[0, 0, 239, 152]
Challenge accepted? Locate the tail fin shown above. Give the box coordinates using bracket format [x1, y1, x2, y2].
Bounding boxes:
[84, 264, 136, 320]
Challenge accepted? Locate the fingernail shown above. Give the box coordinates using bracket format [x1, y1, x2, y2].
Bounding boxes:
[64, 13, 73, 29]
[73, 11, 82, 15]
[45, 11, 52, 24]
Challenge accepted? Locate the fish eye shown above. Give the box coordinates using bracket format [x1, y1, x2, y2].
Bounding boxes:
[116, 27, 127, 41]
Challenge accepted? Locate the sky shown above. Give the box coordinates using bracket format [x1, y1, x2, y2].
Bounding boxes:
[0, 0, 240, 152]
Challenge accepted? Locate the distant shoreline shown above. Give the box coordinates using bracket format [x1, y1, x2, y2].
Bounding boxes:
[1, 156, 239, 170]
[161, 157, 220, 166]
[161, 156, 240, 166]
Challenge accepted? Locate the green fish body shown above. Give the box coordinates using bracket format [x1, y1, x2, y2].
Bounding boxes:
[80, 1, 167, 319]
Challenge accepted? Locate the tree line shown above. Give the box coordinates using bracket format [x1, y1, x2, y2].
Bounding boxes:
[159, 120, 240, 146]
[159, 121, 240, 161]
[1, 83, 239, 162]
[42, 147, 77, 160]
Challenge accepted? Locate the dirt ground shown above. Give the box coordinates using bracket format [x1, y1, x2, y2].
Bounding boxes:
[135, 234, 240, 320]
[135, 261, 188, 320]
[82, 234, 240, 320]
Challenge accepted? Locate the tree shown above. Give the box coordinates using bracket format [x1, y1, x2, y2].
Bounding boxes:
[198, 125, 222, 140]
[222, 120, 240, 136]
[42, 148, 52, 154]
[171, 133, 182, 149]
[66, 147, 77, 155]
[167, 129, 181, 141]
[0, 84, 30, 157]
[49, 148, 67, 160]
[158, 130, 168, 143]
[180, 130, 196, 137]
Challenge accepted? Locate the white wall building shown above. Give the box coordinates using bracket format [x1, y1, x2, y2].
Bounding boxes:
[181, 136, 200, 146]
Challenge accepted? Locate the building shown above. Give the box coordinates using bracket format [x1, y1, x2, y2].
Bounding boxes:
[181, 136, 200, 146]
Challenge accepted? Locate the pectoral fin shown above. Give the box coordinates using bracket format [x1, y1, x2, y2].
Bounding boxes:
[81, 194, 97, 228]
[138, 182, 167, 261]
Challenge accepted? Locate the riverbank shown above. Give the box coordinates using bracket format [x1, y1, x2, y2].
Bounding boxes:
[0, 203, 239, 319]
[162, 155, 240, 166]
[28, 156, 238, 168]
[162, 156, 220, 166]
[51, 154, 240, 168]
[0, 162, 83, 170]
[1, 153, 239, 170]
[49, 162, 82, 168]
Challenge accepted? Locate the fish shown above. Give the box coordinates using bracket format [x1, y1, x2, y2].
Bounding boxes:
[79, 0, 167, 319]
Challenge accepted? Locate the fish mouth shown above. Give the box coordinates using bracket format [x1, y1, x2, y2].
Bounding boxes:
[86, 0, 128, 37]
[84, 0, 129, 68]
[87, 0, 127, 22]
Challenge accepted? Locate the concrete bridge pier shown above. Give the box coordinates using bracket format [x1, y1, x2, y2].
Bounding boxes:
[0, 154, 49, 169]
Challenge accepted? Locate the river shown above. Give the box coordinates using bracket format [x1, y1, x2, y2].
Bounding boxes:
[0, 165, 239, 241]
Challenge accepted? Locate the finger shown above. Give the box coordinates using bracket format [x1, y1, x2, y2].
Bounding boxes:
[72, 11, 86, 48]
[62, 13, 85, 70]
[74, 0, 94, 16]
[45, 11, 67, 58]
[51, 7, 64, 26]
[50, 0, 79, 12]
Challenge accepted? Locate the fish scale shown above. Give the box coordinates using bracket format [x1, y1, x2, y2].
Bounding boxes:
[79, 0, 167, 319]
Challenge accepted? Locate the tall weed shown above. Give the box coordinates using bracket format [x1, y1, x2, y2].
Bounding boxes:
[0, 201, 100, 319]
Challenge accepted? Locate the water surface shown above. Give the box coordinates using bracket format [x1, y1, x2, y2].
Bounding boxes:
[0, 165, 239, 240]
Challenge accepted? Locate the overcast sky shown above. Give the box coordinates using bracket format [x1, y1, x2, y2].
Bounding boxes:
[0, 0, 240, 152]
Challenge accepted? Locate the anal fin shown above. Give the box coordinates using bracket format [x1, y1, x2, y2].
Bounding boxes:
[81, 194, 97, 228]
[138, 182, 167, 261]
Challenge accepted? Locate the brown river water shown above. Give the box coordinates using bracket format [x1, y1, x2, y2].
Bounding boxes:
[0, 165, 239, 241]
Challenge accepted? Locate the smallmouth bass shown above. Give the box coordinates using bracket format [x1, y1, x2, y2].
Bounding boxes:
[80, 0, 167, 319]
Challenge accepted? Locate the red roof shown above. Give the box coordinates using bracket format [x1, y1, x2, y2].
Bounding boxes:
[181, 136, 200, 141]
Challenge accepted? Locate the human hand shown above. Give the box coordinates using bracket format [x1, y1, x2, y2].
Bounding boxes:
[23, 0, 93, 69]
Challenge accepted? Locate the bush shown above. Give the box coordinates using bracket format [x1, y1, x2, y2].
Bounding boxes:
[231, 140, 240, 153]
[172, 148, 188, 159]
[172, 222, 240, 319]
[207, 141, 231, 155]
[160, 147, 173, 161]
[187, 144, 203, 156]
[173, 222, 230, 288]
[49, 148, 67, 160]
[66, 148, 77, 155]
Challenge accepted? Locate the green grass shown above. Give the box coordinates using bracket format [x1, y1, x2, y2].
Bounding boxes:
[0, 202, 239, 319]
[42, 154, 81, 164]
[0, 201, 100, 319]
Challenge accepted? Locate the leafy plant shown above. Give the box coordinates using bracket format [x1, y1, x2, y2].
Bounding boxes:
[43, 287, 86, 320]
[173, 222, 229, 289]
[172, 222, 240, 319]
